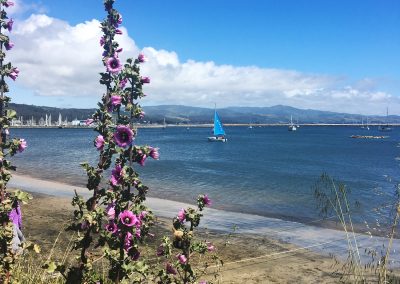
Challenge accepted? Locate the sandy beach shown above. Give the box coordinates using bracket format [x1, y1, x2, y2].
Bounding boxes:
[10, 174, 400, 283]
[21, 192, 341, 283]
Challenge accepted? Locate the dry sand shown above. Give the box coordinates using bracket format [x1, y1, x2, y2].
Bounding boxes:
[20, 192, 344, 283]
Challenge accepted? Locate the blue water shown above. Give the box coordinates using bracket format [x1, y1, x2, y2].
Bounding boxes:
[9, 126, 400, 224]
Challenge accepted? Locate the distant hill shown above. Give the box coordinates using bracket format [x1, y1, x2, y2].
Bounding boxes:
[7, 103, 400, 124]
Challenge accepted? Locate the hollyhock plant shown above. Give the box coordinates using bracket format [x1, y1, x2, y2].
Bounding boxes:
[6, 18, 13, 31]
[119, 210, 138, 227]
[177, 209, 186, 223]
[138, 53, 147, 63]
[141, 76, 150, 84]
[149, 147, 160, 160]
[4, 1, 14, 7]
[114, 125, 134, 148]
[105, 222, 118, 234]
[95, 135, 105, 150]
[111, 95, 122, 106]
[177, 254, 187, 264]
[106, 56, 122, 74]
[18, 139, 27, 153]
[9, 67, 19, 80]
[110, 164, 123, 186]
[5, 41, 14, 50]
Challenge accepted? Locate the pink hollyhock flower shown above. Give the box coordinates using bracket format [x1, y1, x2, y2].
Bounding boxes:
[115, 29, 123, 35]
[111, 95, 122, 106]
[7, 18, 13, 32]
[105, 221, 118, 234]
[135, 227, 141, 238]
[18, 139, 27, 153]
[124, 232, 133, 251]
[207, 242, 215, 252]
[129, 249, 140, 260]
[138, 53, 147, 63]
[114, 125, 134, 148]
[95, 135, 105, 151]
[119, 210, 138, 227]
[106, 203, 115, 219]
[177, 208, 185, 223]
[5, 41, 14, 50]
[117, 14, 123, 25]
[100, 36, 105, 46]
[141, 76, 150, 84]
[177, 254, 187, 264]
[166, 263, 177, 275]
[115, 47, 123, 54]
[85, 118, 94, 125]
[138, 154, 147, 166]
[139, 211, 147, 220]
[81, 220, 89, 230]
[139, 111, 145, 119]
[149, 147, 159, 160]
[119, 78, 128, 89]
[110, 164, 123, 186]
[9, 67, 19, 81]
[4, 1, 14, 7]
[203, 194, 212, 206]
[8, 204, 22, 229]
[106, 57, 122, 74]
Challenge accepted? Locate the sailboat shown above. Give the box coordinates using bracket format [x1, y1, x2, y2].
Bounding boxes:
[58, 113, 63, 128]
[378, 108, 392, 132]
[208, 106, 227, 142]
[288, 115, 297, 131]
[162, 117, 167, 129]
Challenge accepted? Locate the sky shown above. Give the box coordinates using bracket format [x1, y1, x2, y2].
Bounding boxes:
[5, 0, 400, 115]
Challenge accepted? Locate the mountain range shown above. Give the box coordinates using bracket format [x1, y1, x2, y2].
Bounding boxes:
[8, 103, 400, 124]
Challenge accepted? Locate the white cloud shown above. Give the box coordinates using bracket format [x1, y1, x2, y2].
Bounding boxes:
[7, 13, 399, 115]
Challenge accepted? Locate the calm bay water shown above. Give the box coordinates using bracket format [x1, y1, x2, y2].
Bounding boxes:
[10, 126, 400, 224]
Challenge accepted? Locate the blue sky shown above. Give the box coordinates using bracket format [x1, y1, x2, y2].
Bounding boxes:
[7, 0, 400, 114]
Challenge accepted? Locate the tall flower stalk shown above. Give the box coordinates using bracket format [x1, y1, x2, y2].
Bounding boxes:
[64, 0, 158, 282]
[0, 1, 33, 283]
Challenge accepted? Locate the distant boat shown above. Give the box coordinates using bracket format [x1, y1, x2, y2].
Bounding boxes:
[162, 117, 167, 129]
[378, 108, 392, 132]
[288, 115, 297, 131]
[58, 113, 63, 129]
[361, 117, 370, 130]
[208, 107, 227, 142]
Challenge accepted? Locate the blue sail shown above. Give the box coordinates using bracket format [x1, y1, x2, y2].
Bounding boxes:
[214, 111, 226, 136]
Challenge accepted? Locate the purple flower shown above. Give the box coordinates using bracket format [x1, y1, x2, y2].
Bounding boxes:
[106, 57, 122, 74]
[115, 29, 123, 35]
[100, 36, 105, 46]
[18, 139, 27, 153]
[119, 78, 128, 89]
[95, 135, 105, 151]
[138, 53, 147, 63]
[141, 76, 150, 84]
[139, 111, 145, 119]
[85, 118, 94, 125]
[207, 242, 215, 252]
[139, 211, 147, 220]
[9, 67, 19, 81]
[166, 263, 177, 275]
[177, 208, 186, 223]
[119, 210, 138, 227]
[5, 41, 14, 50]
[203, 194, 212, 206]
[111, 95, 122, 106]
[129, 249, 140, 260]
[117, 14, 123, 25]
[4, 1, 14, 7]
[110, 164, 123, 186]
[135, 227, 141, 238]
[115, 47, 123, 54]
[177, 254, 187, 264]
[124, 232, 133, 251]
[105, 221, 118, 234]
[114, 125, 134, 148]
[149, 147, 159, 160]
[138, 154, 147, 166]
[81, 221, 89, 230]
[9, 204, 22, 229]
[7, 18, 14, 32]
[106, 203, 115, 219]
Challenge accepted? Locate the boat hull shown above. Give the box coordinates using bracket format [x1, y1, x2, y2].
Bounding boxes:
[208, 136, 227, 142]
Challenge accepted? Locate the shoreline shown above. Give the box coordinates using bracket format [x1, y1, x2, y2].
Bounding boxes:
[9, 173, 400, 265]
[9, 123, 400, 129]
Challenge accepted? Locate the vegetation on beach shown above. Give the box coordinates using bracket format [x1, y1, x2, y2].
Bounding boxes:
[0, 1, 39, 283]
